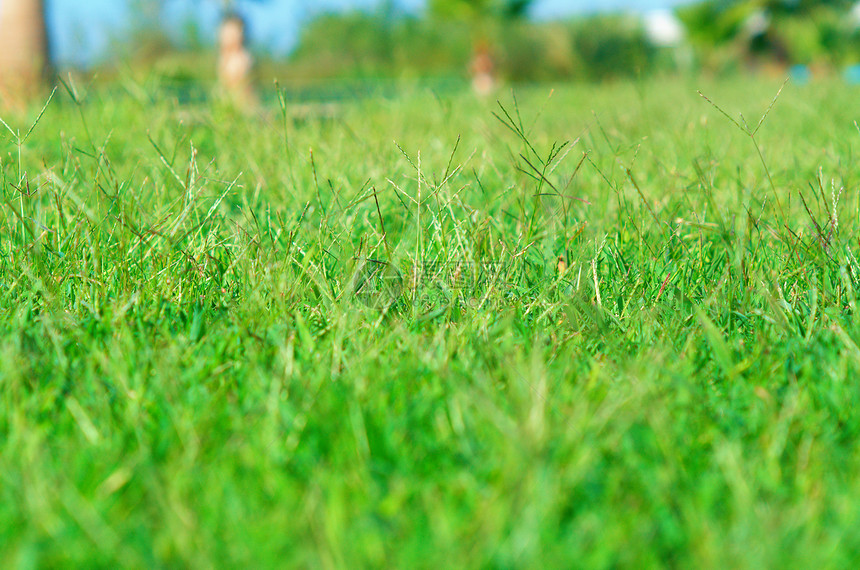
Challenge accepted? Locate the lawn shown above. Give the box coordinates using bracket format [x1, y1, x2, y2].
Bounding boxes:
[2, 75, 860, 568]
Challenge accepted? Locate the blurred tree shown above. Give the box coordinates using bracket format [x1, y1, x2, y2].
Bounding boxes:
[429, 0, 532, 21]
[760, 0, 852, 14]
[0, 0, 50, 108]
[679, 0, 859, 70]
[680, 0, 855, 46]
[428, 0, 532, 92]
[135, 0, 268, 39]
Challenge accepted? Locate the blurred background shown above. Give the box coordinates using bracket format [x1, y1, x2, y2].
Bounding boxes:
[3, 0, 860, 106]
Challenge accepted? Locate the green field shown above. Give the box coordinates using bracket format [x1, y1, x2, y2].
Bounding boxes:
[2, 76, 860, 567]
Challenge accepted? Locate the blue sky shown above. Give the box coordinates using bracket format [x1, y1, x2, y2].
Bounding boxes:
[29, 0, 697, 65]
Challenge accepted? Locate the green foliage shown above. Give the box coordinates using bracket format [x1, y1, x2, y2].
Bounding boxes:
[569, 15, 656, 80]
[4, 73, 860, 567]
[677, 1, 755, 46]
[679, 0, 860, 69]
[288, 13, 472, 79]
[774, 7, 860, 65]
[761, 0, 853, 15]
[286, 12, 662, 82]
[429, 0, 533, 21]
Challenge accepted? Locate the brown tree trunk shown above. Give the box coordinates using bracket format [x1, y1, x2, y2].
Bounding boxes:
[0, 0, 50, 108]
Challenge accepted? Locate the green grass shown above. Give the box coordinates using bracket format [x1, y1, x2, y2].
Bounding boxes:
[2, 75, 860, 568]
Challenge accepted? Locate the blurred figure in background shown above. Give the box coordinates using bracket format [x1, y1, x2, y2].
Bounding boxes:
[470, 40, 496, 96]
[217, 11, 256, 106]
[0, 0, 50, 109]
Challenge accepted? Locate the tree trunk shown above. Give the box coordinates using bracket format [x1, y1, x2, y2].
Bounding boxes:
[0, 0, 50, 107]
